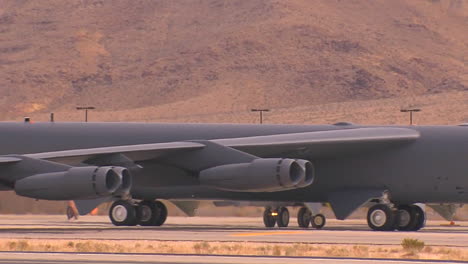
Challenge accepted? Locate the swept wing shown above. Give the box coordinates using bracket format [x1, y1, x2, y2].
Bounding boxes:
[23, 127, 419, 165]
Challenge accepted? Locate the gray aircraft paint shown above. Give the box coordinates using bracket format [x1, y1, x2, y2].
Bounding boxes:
[0, 122, 468, 219]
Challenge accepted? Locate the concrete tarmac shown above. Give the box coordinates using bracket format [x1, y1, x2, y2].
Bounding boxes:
[0, 215, 467, 247]
[0, 252, 467, 264]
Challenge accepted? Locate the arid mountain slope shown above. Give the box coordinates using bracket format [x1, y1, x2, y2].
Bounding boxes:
[0, 0, 468, 214]
[0, 0, 467, 120]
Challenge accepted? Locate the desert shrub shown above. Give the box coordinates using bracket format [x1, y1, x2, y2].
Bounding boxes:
[401, 238, 425, 252]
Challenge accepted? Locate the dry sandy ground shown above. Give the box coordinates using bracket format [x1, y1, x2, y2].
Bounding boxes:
[0, 238, 467, 261]
[0, 215, 468, 261]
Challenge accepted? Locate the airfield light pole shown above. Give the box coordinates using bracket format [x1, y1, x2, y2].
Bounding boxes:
[76, 106, 95, 122]
[400, 108, 421, 125]
[251, 109, 270, 124]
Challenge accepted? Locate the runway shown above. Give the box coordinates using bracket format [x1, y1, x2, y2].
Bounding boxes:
[0, 252, 467, 264]
[0, 215, 468, 263]
[0, 215, 468, 247]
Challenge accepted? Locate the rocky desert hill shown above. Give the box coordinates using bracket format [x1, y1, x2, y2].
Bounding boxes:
[0, 0, 467, 124]
[0, 0, 468, 214]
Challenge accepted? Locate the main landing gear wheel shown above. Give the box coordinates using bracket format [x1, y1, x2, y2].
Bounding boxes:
[396, 205, 412, 231]
[297, 207, 326, 229]
[263, 207, 277, 228]
[297, 207, 312, 228]
[367, 204, 396, 231]
[154, 201, 168, 226]
[396, 205, 425, 231]
[311, 214, 326, 229]
[410, 205, 426, 231]
[109, 200, 137, 226]
[277, 207, 289, 227]
[136, 200, 168, 226]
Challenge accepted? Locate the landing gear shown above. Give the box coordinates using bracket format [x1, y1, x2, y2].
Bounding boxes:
[367, 204, 426, 231]
[311, 214, 326, 229]
[109, 200, 138, 226]
[263, 207, 277, 227]
[262, 207, 289, 227]
[110, 200, 167, 227]
[297, 207, 312, 228]
[395, 205, 425, 231]
[137, 200, 167, 226]
[367, 204, 396, 231]
[277, 207, 289, 227]
[154, 201, 168, 226]
[296, 207, 326, 229]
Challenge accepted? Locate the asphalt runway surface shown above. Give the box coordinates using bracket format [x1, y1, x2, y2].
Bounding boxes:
[0, 252, 467, 264]
[0, 215, 468, 247]
[0, 215, 468, 264]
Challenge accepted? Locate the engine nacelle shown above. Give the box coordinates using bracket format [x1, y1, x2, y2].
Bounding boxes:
[199, 158, 313, 192]
[294, 159, 315, 188]
[111, 166, 132, 196]
[15, 166, 125, 200]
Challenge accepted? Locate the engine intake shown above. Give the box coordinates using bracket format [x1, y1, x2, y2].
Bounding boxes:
[15, 166, 129, 200]
[111, 167, 132, 196]
[294, 159, 315, 188]
[199, 158, 314, 192]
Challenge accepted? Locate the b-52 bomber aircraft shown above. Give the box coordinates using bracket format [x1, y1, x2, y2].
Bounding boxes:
[1, 121, 467, 232]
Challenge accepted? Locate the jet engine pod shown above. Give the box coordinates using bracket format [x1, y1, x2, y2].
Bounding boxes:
[111, 167, 132, 196]
[15, 166, 122, 200]
[199, 158, 306, 192]
[294, 159, 315, 188]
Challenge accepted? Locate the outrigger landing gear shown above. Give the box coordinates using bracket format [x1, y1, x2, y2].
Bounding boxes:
[109, 200, 168, 226]
[297, 207, 326, 229]
[263, 207, 290, 228]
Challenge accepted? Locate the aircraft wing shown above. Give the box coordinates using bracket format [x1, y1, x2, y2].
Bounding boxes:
[216, 127, 420, 158]
[25, 142, 205, 166]
[23, 127, 419, 165]
[0, 157, 22, 164]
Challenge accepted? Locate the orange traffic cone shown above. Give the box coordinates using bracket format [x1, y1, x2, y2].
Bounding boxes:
[90, 207, 99, 216]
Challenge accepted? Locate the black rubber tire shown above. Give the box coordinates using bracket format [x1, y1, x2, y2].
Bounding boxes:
[297, 207, 311, 228]
[109, 200, 137, 226]
[409, 205, 426, 231]
[311, 214, 326, 229]
[263, 207, 276, 228]
[367, 204, 396, 231]
[137, 201, 159, 226]
[395, 205, 413, 231]
[277, 207, 289, 228]
[154, 201, 168, 226]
